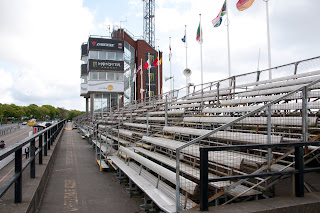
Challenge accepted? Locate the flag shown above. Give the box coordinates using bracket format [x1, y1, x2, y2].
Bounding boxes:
[144, 59, 151, 69]
[212, 0, 227, 28]
[132, 63, 142, 77]
[196, 23, 203, 43]
[169, 45, 172, 61]
[153, 57, 161, 67]
[236, 0, 255, 11]
[153, 58, 158, 67]
[181, 35, 186, 43]
[137, 63, 142, 72]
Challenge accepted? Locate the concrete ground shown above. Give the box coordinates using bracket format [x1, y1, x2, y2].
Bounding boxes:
[38, 123, 143, 213]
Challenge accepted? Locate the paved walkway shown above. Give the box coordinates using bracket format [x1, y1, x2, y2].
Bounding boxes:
[38, 123, 142, 213]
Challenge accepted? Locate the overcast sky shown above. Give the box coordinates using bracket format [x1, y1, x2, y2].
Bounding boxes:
[0, 0, 319, 111]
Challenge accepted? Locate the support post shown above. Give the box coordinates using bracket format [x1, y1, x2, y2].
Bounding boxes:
[44, 131, 47, 156]
[295, 146, 304, 197]
[200, 148, 209, 211]
[267, 105, 272, 167]
[14, 148, 22, 203]
[39, 134, 43, 164]
[30, 139, 35, 178]
[48, 129, 51, 150]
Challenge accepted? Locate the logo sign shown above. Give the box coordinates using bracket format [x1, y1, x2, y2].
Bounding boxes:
[107, 85, 114, 91]
[89, 59, 124, 71]
[88, 37, 124, 51]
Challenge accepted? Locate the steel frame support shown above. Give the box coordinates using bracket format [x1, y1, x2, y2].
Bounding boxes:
[14, 148, 22, 203]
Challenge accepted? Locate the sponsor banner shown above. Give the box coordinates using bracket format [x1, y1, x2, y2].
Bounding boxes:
[88, 59, 124, 71]
[81, 43, 88, 56]
[81, 64, 87, 76]
[88, 81, 124, 93]
[88, 37, 124, 51]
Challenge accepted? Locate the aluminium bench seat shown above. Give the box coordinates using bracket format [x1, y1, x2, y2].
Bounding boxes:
[134, 146, 261, 197]
[119, 146, 198, 195]
[148, 109, 185, 116]
[202, 101, 320, 114]
[141, 136, 266, 169]
[219, 91, 320, 106]
[108, 156, 196, 212]
[163, 126, 282, 145]
[183, 116, 318, 126]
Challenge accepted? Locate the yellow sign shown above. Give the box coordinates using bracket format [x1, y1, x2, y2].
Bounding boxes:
[107, 85, 114, 90]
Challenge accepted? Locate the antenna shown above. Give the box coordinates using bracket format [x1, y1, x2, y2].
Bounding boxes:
[143, 0, 155, 48]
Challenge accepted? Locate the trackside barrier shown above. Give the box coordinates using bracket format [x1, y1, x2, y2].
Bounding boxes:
[0, 120, 66, 203]
[199, 141, 320, 211]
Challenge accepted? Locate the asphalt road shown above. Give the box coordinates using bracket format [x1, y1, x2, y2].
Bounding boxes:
[0, 126, 33, 185]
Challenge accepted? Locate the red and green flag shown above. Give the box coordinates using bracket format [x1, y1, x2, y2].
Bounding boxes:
[196, 23, 203, 43]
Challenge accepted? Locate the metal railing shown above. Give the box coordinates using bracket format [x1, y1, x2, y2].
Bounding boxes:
[174, 76, 320, 211]
[199, 141, 320, 211]
[101, 56, 320, 120]
[0, 120, 66, 203]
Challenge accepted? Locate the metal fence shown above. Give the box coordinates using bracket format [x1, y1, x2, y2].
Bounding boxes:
[0, 120, 66, 203]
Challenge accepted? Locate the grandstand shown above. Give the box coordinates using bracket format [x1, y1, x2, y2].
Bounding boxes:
[75, 56, 320, 212]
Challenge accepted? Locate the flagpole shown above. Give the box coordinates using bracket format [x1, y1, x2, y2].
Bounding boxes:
[140, 58, 143, 101]
[148, 53, 151, 98]
[134, 63, 137, 101]
[265, 0, 272, 79]
[226, 0, 231, 78]
[199, 14, 203, 91]
[157, 47, 160, 97]
[185, 25, 189, 93]
[185, 25, 188, 69]
[169, 37, 172, 96]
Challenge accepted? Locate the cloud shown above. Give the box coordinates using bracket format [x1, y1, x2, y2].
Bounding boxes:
[0, 0, 94, 110]
[155, 0, 320, 93]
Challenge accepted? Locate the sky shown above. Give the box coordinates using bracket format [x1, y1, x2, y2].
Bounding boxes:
[0, 0, 319, 111]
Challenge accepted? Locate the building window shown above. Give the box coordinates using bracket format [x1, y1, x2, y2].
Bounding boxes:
[90, 72, 98, 80]
[107, 52, 116, 60]
[107, 72, 114, 80]
[99, 72, 106, 80]
[115, 73, 123, 81]
[116, 52, 123, 61]
[99, 51, 107, 60]
[89, 51, 98, 59]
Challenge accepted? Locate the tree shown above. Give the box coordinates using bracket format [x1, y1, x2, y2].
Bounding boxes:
[26, 104, 41, 119]
[67, 110, 84, 120]
[42, 105, 57, 120]
[57, 107, 68, 119]
[39, 106, 50, 120]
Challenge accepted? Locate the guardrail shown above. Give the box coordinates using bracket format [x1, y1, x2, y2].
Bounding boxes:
[0, 124, 21, 136]
[0, 120, 66, 203]
[199, 141, 320, 211]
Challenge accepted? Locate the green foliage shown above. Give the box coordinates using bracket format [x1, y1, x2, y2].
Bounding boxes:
[0, 103, 84, 123]
[67, 110, 85, 120]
